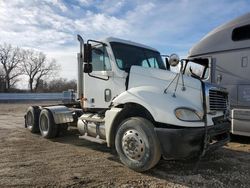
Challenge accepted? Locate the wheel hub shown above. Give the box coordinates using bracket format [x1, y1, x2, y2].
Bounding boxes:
[122, 129, 145, 161]
[26, 111, 33, 128]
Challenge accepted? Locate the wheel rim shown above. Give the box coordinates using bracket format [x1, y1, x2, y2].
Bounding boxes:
[26, 111, 33, 129]
[40, 114, 49, 135]
[122, 129, 145, 161]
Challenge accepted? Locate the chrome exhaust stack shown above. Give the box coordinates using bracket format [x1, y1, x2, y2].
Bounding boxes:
[77, 34, 84, 100]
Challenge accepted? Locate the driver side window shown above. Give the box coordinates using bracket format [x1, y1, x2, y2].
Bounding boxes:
[92, 47, 111, 71]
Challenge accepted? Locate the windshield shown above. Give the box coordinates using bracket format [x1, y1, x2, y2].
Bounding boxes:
[110, 42, 166, 72]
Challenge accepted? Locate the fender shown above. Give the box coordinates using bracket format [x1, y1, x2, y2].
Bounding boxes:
[112, 86, 205, 128]
[44, 106, 74, 124]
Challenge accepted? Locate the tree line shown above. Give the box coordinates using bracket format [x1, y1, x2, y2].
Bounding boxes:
[0, 43, 76, 93]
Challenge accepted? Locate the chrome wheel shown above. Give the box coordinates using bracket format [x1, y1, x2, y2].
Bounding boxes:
[116, 117, 161, 171]
[26, 111, 33, 129]
[39, 109, 58, 138]
[122, 129, 145, 161]
[40, 114, 49, 135]
[26, 106, 40, 133]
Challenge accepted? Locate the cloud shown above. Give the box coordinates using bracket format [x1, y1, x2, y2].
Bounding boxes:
[77, 0, 93, 6]
[1, 0, 248, 50]
[0, 0, 249, 85]
[49, 0, 68, 12]
[0, 0, 130, 48]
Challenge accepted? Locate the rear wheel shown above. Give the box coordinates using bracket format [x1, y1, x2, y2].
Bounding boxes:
[25, 106, 40, 133]
[115, 117, 161, 172]
[39, 109, 58, 139]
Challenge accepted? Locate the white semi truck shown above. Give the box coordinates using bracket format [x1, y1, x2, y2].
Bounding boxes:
[187, 13, 250, 137]
[25, 35, 230, 171]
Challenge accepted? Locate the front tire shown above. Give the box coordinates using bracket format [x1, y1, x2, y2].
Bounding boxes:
[115, 117, 161, 172]
[39, 109, 58, 139]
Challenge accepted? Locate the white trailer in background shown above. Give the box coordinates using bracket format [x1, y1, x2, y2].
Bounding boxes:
[25, 36, 230, 171]
[187, 13, 250, 137]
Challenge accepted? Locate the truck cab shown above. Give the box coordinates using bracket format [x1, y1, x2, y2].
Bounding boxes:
[25, 36, 230, 172]
[82, 37, 166, 109]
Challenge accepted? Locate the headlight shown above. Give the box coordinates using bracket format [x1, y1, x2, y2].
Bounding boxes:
[175, 108, 202, 122]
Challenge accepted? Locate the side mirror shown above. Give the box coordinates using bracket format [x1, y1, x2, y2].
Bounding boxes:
[169, 54, 180, 67]
[83, 63, 93, 73]
[84, 43, 92, 63]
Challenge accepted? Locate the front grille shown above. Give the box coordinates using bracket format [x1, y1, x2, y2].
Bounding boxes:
[209, 89, 228, 111]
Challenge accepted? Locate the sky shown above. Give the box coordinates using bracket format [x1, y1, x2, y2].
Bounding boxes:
[0, 0, 250, 86]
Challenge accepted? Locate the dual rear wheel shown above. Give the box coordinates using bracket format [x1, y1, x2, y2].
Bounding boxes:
[25, 106, 40, 133]
[39, 109, 58, 138]
[25, 107, 67, 138]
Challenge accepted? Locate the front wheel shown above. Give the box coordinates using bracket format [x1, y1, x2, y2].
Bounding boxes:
[115, 117, 161, 172]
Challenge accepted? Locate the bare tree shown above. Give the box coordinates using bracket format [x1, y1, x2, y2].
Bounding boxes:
[0, 43, 24, 91]
[47, 78, 76, 92]
[22, 50, 60, 92]
[0, 67, 6, 92]
[0, 66, 4, 77]
[35, 78, 77, 93]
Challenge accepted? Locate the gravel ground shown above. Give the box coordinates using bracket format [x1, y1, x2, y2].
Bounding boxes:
[0, 102, 249, 187]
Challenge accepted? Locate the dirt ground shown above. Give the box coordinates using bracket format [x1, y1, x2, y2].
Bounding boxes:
[0, 102, 249, 188]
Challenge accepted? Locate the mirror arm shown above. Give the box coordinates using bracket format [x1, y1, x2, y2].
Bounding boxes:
[182, 59, 189, 74]
[87, 39, 107, 46]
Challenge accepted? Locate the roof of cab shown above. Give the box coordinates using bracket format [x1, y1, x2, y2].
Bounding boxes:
[102, 37, 158, 52]
[188, 13, 250, 58]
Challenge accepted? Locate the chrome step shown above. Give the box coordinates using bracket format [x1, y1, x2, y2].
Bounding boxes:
[79, 113, 105, 123]
[79, 134, 106, 144]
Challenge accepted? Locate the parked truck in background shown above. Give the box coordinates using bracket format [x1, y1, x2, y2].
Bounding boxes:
[25, 35, 230, 171]
[187, 13, 250, 137]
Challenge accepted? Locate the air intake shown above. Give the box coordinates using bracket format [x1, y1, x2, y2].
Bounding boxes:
[209, 89, 228, 111]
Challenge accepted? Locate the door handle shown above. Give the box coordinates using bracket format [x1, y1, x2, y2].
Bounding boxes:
[104, 89, 112, 102]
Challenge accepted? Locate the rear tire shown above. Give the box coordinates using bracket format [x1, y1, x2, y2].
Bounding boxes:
[25, 106, 40, 133]
[115, 117, 161, 172]
[39, 109, 58, 139]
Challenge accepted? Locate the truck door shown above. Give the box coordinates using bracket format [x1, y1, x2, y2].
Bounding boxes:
[83, 45, 125, 109]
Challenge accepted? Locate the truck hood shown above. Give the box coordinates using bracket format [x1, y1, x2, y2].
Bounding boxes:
[128, 66, 201, 91]
[113, 65, 204, 127]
